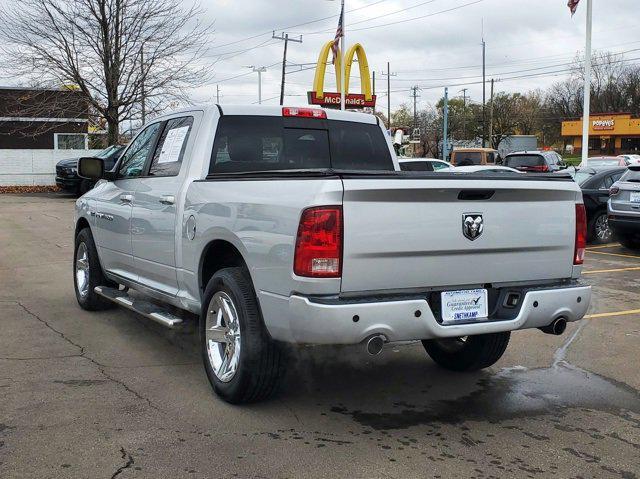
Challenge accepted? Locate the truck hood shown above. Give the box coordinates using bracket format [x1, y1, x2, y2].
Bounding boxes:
[56, 158, 79, 168]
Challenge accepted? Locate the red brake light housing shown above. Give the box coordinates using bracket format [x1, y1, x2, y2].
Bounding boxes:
[609, 185, 620, 196]
[574, 204, 587, 265]
[282, 107, 327, 119]
[294, 206, 342, 277]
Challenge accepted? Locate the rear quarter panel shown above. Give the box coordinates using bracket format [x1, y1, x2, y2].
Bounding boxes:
[181, 178, 344, 303]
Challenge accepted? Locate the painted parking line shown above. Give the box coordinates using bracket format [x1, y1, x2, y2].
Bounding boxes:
[583, 266, 640, 274]
[586, 243, 621, 250]
[586, 250, 640, 260]
[585, 309, 640, 319]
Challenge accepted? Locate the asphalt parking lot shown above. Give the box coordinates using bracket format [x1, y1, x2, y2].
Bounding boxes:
[1, 193, 639, 479]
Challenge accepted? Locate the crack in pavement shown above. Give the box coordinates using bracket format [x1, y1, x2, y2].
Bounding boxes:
[13, 301, 161, 412]
[111, 447, 134, 479]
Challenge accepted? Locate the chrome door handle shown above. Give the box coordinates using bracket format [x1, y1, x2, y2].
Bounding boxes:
[159, 195, 175, 205]
[120, 194, 133, 204]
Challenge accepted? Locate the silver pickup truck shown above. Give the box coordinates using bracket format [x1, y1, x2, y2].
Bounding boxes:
[74, 105, 591, 404]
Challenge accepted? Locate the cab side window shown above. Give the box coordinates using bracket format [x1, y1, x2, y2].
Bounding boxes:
[486, 152, 496, 164]
[118, 123, 162, 178]
[148, 117, 194, 177]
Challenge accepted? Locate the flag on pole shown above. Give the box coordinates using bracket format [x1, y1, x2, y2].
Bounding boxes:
[568, 0, 581, 15]
[331, 4, 344, 64]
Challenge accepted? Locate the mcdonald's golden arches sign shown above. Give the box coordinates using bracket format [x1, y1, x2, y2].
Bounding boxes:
[307, 41, 376, 109]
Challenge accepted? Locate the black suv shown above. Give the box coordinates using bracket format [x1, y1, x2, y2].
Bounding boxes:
[56, 145, 125, 195]
[504, 150, 566, 173]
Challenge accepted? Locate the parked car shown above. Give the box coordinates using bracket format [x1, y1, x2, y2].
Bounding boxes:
[575, 167, 626, 244]
[503, 151, 566, 172]
[454, 165, 521, 174]
[608, 165, 640, 249]
[398, 158, 453, 171]
[588, 156, 629, 167]
[449, 148, 499, 166]
[618, 154, 640, 165]
[74, 105, 591, 404]
[56, 145, 125, 195]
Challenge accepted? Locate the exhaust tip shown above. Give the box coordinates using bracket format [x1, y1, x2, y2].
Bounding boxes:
[539, 317, 567, 336]
[366, 335, 386, 355]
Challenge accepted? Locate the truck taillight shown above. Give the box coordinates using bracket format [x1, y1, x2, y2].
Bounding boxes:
[282, 107, 327, 119]
[294, 206, 342, 277]
[574, 204, 587, 265]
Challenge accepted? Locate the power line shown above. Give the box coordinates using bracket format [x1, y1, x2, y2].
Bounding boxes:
[302, 0, 484, 35]
[209, 0, 390, 49]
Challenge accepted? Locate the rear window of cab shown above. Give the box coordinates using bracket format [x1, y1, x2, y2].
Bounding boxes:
[209, 116, 394, 174]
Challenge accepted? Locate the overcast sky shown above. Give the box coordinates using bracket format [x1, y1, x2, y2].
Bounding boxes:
[2, 0, 639, 114]
[194, 0, 639, 112]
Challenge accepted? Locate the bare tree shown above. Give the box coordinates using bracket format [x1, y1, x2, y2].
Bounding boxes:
[0, 0, 213, 144]
[489, 92, 521, 150]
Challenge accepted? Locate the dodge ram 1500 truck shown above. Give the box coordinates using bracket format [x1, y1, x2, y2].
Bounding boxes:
[74, 105, 591, 404]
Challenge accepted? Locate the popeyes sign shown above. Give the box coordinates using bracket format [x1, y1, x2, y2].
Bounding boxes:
[308, 41, 376, 109]
[593, 119, 615, 131]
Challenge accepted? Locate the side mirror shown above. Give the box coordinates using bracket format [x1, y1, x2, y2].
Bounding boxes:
[78, 157, 115, 181]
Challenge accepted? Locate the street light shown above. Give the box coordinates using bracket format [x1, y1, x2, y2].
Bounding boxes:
[244, 65, 267, 104]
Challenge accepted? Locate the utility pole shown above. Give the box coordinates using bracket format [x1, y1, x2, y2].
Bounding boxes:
[245, 66, 267, 104]
[410, 86, 420, 131]
[482, 36, 486, 147]
[580, 0, 593, 167]
[140, 48, 146, 124]
[488, 79, 495, 149]
[381, 62, 396, 129]
[272, 31, 302, 105]
[460, 88, 468, 139]
[443, 87, 449, 161]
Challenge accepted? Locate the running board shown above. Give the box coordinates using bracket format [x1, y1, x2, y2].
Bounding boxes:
[94, 286, 183, 328]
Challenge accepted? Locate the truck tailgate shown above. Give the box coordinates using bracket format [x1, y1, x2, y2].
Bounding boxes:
[341, 177, 580, 293]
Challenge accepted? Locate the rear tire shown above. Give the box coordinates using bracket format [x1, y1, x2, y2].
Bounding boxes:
[422, 332, 510, 372]
[200, 267, 285, 404]
[589, 211, 612, 244]
[74, 227, 115, 311]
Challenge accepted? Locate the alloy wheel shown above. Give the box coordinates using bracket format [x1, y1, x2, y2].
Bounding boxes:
[205, 291, 242, 382]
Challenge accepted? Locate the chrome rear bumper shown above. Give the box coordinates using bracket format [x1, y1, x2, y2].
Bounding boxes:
[259, 283, 591, 344]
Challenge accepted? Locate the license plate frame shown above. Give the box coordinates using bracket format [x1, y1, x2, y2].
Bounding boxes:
[630, 192, 640, 203]
[441, 289, 489, 324]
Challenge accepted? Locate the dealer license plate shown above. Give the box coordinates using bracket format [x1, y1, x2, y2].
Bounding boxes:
[630, 192, 640, 203]
[441, 289, 488, 324]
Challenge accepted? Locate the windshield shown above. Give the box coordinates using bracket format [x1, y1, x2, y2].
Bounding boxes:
[574, 170, 595, 186]
[505, 154, 544, 168]
[453, 152, 482, 166]
[96, 145, 120, 159]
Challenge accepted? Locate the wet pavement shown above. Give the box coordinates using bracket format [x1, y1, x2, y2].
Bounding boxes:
[0, 193, 639, 478]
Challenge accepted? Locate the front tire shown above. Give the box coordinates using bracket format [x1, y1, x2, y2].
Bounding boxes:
[200, 267, 285, 404]
[74, 227, 115, 310]
[422, 332, 510, 372]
